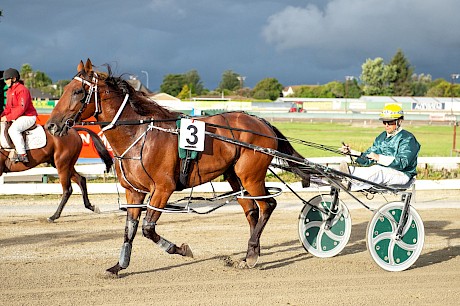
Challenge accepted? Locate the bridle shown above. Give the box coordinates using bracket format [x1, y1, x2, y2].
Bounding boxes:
[66, 72, 130, 133]
[64, 72, 100, 129]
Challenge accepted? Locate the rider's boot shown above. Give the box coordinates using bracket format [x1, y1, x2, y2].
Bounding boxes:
[14, 153, 29, 163]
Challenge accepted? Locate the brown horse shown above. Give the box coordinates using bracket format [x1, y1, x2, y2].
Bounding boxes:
[0, 125, 113, 222]
[45, 59, 309, 277]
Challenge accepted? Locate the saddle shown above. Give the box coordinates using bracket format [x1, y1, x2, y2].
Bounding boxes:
[0, 121, 46, 152]
[1, 121, 38, 149]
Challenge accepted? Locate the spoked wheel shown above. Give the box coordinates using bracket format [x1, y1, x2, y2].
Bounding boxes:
[367, 201, 424, 271]
[298, 195, 352, 258]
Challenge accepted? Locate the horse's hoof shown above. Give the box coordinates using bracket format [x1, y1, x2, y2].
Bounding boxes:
[105, 263, 122, 278]
[93, 206, 101, 214]
[101, 270, 120, 279]
[46, 217, 55, 223]
[245, 255, 259, 268]
[180, 243, 194, 258]
[103, 264, 121, 278]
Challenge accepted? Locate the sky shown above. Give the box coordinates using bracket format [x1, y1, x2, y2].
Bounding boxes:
[1, 0, 460, 91]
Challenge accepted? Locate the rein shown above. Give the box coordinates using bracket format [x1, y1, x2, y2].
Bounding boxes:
[71, 73, 350, 158]
[72, 73, 359, 195]
[77, 116, 349, 157]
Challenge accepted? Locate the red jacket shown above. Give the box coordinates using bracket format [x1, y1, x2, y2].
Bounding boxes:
[2, 81, 38, 121]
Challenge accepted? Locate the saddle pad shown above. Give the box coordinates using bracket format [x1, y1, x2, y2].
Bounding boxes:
[0, 124, 47, 150]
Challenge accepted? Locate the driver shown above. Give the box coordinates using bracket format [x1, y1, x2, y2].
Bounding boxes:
[1, 68, 38, 163]
[340, 103, 420, 191]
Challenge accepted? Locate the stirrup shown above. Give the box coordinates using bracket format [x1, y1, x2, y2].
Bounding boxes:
[14, 154, 29, 163]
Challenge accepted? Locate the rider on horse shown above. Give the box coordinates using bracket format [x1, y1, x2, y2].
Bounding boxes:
[1, 68, 38, 163]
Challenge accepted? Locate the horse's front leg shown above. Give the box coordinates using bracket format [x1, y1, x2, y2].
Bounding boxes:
[142, 190, 193, 258]
[105, 191, 145, 278]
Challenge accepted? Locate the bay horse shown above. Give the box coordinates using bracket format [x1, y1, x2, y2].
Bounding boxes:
[45, 59, 309, 277]
[0, 125, 113, 222]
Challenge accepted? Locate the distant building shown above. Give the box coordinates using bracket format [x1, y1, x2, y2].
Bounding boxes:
[126, 79, 152, 95]
[29, 88, 58, 100]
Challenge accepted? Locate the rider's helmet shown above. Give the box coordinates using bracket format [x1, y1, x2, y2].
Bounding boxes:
[2, 68, 20, 80]
[379, 104, 404, 121]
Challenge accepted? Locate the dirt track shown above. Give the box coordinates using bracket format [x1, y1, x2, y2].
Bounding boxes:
[0, 191, 459, 305]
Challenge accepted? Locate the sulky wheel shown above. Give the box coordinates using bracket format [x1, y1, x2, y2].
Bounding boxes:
[298, 194, 352, 258]
[366, 201, 424, 272]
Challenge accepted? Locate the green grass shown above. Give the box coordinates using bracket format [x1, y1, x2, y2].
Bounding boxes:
[272, 121, 455, 157]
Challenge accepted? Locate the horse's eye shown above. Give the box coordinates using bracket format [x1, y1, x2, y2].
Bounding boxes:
[74, 88, 84, 95]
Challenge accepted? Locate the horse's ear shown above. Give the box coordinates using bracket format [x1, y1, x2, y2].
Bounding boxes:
[85, 58, 93, 73]
[77, 60, 84, 73]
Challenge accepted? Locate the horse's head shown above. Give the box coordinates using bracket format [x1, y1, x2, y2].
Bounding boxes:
[46, 59, 100, 136]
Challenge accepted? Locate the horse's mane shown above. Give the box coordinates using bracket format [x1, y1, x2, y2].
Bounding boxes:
[93, 65, 181, 119]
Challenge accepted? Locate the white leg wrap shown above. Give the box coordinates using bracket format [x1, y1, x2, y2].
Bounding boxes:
[119, 242, 132, 268]
[157, 237, 174, 253]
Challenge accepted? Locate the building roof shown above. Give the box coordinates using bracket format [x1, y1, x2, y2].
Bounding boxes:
[126, 79, 152, 95]
[29, 88, 58, 100]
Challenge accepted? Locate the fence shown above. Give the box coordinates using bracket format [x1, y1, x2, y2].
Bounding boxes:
[0, 157, 459, 195]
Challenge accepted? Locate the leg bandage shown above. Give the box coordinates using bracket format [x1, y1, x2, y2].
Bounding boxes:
[156, 236, 174, 253]
[119, 219, 138, 269]
[119, 242, 132, 268]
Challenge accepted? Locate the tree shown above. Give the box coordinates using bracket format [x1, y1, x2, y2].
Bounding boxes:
[411, 73, 432, 96]
[184, 69, 204, 95]
[160, 74, 185, 97]
[360, 57, 397, 95]
[252, 77, 283, 101]
[323, 81, 344, 98]
[344, 78, 362, 98]
[294, 85, 320, 98]
[20, 64, 34, 87]
[34, 71, 52, 88]
[425, 79, 453, 97]
[177, 84, 191, 100]
[218, 70, 240, 91]
[389, 49, 414, 96]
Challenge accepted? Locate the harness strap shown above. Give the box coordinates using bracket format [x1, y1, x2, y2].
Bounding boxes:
[101, 93, 130, 132]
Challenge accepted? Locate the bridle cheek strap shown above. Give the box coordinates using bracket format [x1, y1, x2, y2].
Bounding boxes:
[74, 74, 100, 118]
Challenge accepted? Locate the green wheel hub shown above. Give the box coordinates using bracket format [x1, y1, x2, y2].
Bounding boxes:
[367, 202, 424, 271]
[298, 195, 351, 258]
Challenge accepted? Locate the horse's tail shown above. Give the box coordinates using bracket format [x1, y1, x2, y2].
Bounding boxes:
[74, 127, 113, 173]
[263, 120, 311, 187]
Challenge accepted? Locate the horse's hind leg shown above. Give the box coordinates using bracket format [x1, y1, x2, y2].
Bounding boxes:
[236, 172, 277, 268]
[47, 177, 73, 222]
[71, 169, 99, 213]
[226, 172, 260, 252]
[142, 190, 193, 258]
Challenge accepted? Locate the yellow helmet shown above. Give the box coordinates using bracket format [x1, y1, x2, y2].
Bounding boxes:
[379, 104, 404, 121]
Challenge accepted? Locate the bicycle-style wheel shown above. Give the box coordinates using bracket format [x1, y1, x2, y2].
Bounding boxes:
[298, 195, 352, 258]
[367, 201, 424, 271]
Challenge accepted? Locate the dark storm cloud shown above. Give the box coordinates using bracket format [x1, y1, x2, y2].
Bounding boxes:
[262, 0, 460, 82]
[1, 0, 459, 90]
